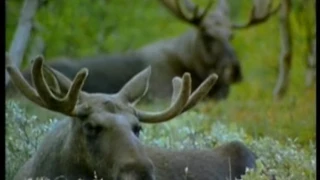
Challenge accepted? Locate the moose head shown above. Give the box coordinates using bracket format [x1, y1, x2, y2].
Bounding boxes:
[151, 0, 280, 98]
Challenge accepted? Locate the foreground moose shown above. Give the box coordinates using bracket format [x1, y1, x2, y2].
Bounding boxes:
[6, 0, 279, 101]
[7, 55, 256, 180]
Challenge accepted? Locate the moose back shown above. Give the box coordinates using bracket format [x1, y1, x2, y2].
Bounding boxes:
[6, 0, 279, 102]
[7, 54, 257, 180]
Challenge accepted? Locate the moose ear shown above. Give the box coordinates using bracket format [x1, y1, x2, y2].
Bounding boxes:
[117, 66, 151, 104]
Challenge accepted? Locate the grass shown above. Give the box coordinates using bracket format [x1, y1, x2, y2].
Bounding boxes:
[5, 0, 315, 179]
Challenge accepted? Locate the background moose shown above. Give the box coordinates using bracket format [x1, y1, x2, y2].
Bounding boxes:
[6, 0, 279, 102]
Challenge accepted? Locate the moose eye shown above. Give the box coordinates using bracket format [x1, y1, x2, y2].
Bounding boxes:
[83, 122, 103, 138]
[132, 124, 142, 137]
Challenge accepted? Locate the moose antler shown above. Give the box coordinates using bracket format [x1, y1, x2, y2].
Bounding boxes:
[25, 55, 217, 123]
[231, 0, 281, 29]
[135, 73, 218, 123]
[160, 0, 279, 29]
[171, 74, 217, 112]
[42, 63, 80, 96]
[6, 54, 88, 117]
[158, 0, 214, 25]
[41, 57, 218, 124]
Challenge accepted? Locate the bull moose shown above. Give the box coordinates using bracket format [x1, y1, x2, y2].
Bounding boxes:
[6, 0, 279, 101]
[7, 54, 256, 180]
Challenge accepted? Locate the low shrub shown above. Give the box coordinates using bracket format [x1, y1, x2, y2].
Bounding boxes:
[5, 101, 316, 180]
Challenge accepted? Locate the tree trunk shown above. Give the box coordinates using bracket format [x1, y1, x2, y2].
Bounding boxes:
[305, 39, 316, 87]
[273, 0, 292, 100]
[5, 0, 40, 85]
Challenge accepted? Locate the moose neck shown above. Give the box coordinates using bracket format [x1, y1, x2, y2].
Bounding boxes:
[174, 29, 212, 79]
[135, 29, 211, 87]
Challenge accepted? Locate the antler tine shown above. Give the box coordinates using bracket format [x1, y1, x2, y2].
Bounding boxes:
[42, 63, 74, 95]
[171, 73, 218, 113]
[31, 56, 89, 116]
[232, 0, 281, 29]
[137, 73, 217, 123]
[158, 0, 192, 23]
[6, 54, 46, 107]
[6, 54, 89, 117]
[182, 73, 218, 113]
[42, 66, 62, 97]
[170, 77, 189, 104]
[183, 0, 215, 25]
[158, 0, 214, 26]
[135, 73, 191, 123]
[42, 62, 91, 98]
[31, 56, 63, 105]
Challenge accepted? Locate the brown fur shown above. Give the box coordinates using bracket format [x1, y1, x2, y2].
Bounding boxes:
[6, 0, 279, 102]
[6, 0, 245, 101]
[7, 56, 256, 180]
[15, 119, 256, 180]
[6, 32, 238, 101]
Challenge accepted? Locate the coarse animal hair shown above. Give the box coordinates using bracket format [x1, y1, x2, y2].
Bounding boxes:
[6, 0, 279, 102]
[7, 54, 257, 180]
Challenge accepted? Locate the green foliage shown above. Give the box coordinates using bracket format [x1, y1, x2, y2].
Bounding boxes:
[141, 111, 315, 180]
[5, 0, 315, 179]
[5, 102, 316, 179]
[5, 101, 58, 180]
